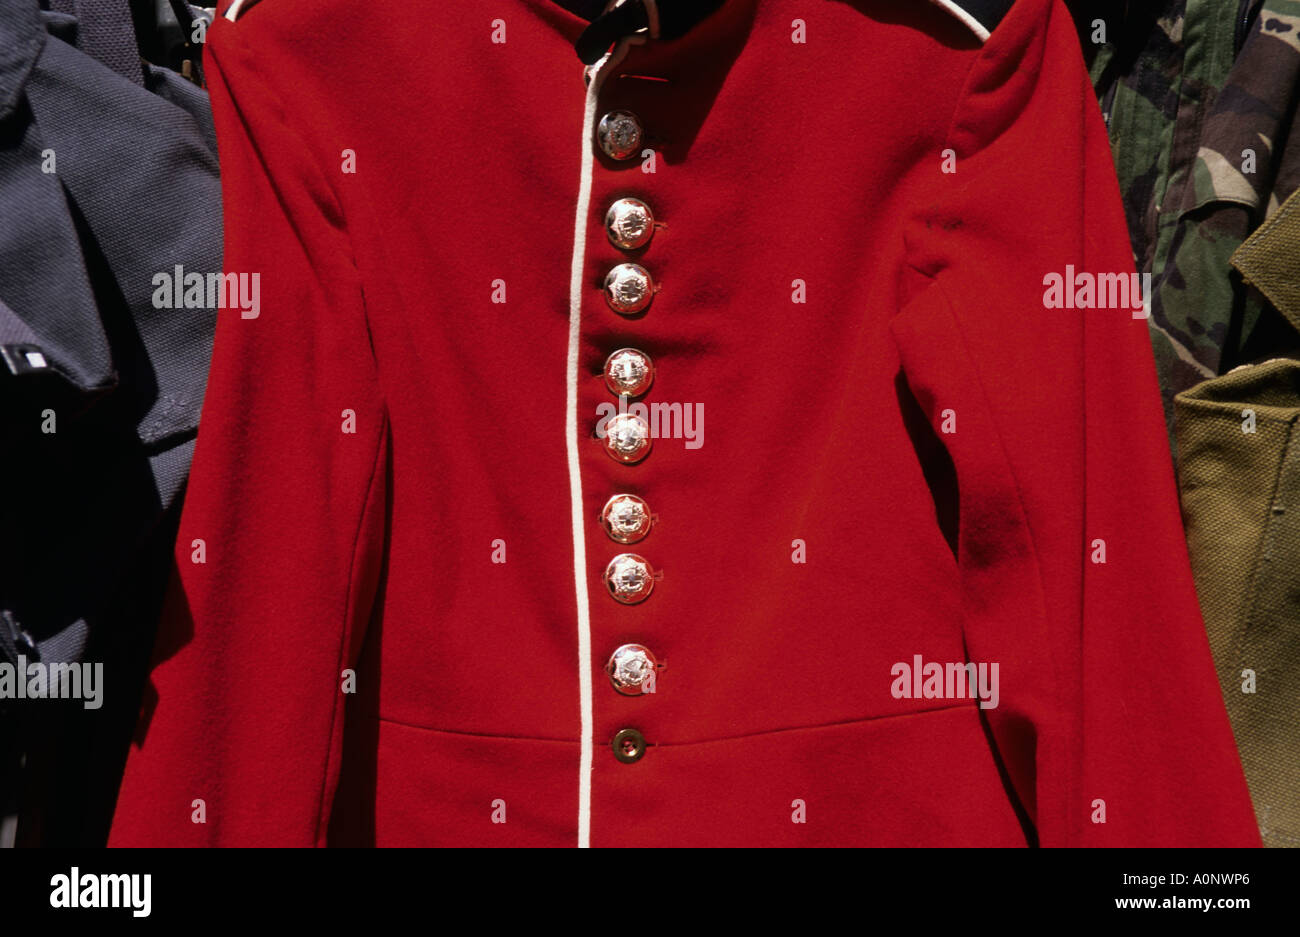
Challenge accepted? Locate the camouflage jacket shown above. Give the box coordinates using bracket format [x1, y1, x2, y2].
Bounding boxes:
[1072, 1, 1300, 848]
[1070, 0, 1300, 448]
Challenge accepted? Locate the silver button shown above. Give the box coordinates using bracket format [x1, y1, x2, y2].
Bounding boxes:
[597, 110, 643, 160]
[600, 493, 653, 544]
[604, 553, 656, 604]
[606, 644, 659, 695]
[603, 348, 654, 397]
[603, 413, 651, 463]
[603, 263, 654, 315]
[605, 198, 655, 250]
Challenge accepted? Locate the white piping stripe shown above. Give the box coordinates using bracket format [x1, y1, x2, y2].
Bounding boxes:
[927, 0, 992, 42]
[568, 65, 598, 852]
[567, 43, 629, 849]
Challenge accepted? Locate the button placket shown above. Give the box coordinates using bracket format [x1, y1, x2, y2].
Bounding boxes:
[593, 96, 667, 767]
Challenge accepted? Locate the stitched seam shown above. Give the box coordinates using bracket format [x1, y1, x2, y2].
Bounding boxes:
[914, 3, 1075, 842]
[313, 412, 388, 845]
[897, 262, 1066, 839]
[654, 703, 981, 747]
[371, 702, 980, 747]
[1177, 399, 1300, 422]
[938, 11, 997, 162]
[1228, 418, 1298, 677]
[219, 22, 382, 378]
[944, 271, 1067, 840]
[214, 28, 388, 844]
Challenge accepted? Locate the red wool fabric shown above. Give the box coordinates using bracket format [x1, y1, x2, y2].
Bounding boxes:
[108, 0, 1262, 847]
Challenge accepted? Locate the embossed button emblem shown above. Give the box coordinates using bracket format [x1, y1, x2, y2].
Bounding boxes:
[603, 263, 654, 315]
[606, 644, 659, 695]
[605, 198, 655, 250]
[604, 553, 656, 604]
[603, 413, 651, 463]
[600, 493, 653, 544]
[597, 110, 643, 160]
[603, 348, 654, 398]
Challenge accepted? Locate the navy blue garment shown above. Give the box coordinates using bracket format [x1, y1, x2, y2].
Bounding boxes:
[0, 0, 219, 844]
[0, 0, 218, 664]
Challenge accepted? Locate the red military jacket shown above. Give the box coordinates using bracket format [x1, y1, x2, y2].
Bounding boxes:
[108, 0, 1262, 846]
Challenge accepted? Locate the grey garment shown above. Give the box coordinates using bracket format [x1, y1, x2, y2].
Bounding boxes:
[0, 0, 219, 664]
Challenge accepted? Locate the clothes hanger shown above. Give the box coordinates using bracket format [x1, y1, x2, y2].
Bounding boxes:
[224, 0, 257, 21]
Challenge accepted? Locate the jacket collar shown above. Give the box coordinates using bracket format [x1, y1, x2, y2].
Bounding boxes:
[1233, 188, 1300, 340]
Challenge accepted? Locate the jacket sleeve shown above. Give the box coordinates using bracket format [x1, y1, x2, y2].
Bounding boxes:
[888, 0, 1260, 846]
[108, 13, 388, 846]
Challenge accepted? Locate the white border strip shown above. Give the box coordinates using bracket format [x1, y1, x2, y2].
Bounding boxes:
[568, 42, 631, 849]
[927, 0, 992, 42]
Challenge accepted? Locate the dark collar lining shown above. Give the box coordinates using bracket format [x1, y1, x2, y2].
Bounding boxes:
[550, 0, 605, 22]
